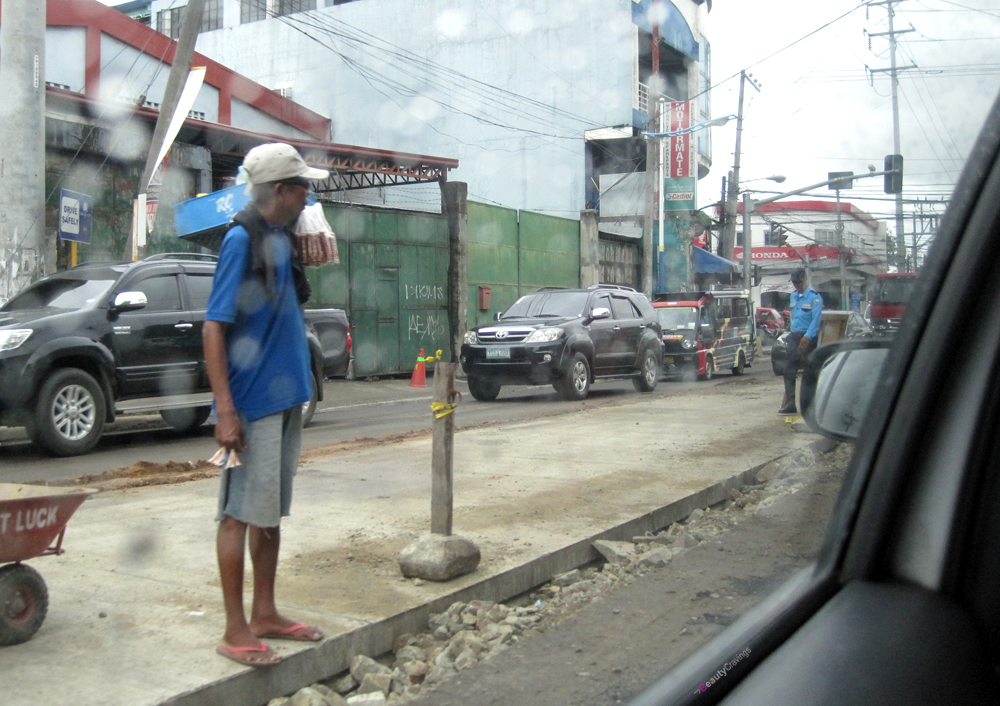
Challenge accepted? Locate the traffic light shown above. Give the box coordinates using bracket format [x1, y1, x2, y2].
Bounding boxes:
[885, 154, 903, 194]
[767, 223, 788, 247]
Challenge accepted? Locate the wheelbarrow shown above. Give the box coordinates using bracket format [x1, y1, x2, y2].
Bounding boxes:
[0, 484, 95, 645]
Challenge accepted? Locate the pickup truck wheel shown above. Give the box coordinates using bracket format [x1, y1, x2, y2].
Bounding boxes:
[468, 375, 501, 402]
[29, 368, 106, 457]
[632, 349, 659, 392]
[159, 406, 212, 433]
[555, 352, 591, 401]
[302, 373, 319, 427]
[732, 351, 746, 376]
[0, 564, 48, 646]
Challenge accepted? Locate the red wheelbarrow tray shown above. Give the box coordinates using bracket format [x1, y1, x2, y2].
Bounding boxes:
[0, 484, 96, 564]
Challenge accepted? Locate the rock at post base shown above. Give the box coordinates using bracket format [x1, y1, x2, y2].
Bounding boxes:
[397, 534, 481, 582]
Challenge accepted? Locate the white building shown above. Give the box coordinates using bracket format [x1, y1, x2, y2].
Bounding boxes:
[150, 0, 713, 219]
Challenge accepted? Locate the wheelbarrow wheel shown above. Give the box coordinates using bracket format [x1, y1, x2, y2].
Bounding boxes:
[0, 563, 49, 646]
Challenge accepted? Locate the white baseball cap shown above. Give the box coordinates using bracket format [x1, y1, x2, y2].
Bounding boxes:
[242, 143, 329, 187]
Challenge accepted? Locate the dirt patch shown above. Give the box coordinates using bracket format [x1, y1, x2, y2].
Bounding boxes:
[299, 429, 433, 461]
[36, 460, 219, 492]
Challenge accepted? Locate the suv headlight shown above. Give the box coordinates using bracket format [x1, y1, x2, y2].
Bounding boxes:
[0, 329, 32, 351]
[463, 330, 478, 344]
[681, 336, 695, 350]
[524, 327, 563, 343]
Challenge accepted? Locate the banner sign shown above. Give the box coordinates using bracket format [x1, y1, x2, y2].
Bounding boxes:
[58, 189, 93, 244]
[734, 245, 842, 261]
[664, 101, 696, 211]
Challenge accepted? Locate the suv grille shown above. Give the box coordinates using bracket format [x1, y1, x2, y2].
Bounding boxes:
[476, 326, 535, 343]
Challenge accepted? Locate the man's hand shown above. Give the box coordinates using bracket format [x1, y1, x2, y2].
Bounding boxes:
[798, 336, 812, 351]
[215, 409, 246, 452]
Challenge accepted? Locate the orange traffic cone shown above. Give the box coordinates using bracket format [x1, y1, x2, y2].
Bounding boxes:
[409, 349, 426, 388]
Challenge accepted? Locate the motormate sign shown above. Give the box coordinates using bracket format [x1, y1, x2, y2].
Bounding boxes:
[664, 101, 696, 211]
[669, 101, 693, 178]
[58, 189, 93, 244]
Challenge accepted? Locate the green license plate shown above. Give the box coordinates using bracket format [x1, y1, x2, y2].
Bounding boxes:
[486, 347, 510, 359]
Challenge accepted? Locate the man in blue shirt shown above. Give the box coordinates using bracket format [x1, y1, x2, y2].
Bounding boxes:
[780, 268, 823, 414]
[204, 143, 329, 667]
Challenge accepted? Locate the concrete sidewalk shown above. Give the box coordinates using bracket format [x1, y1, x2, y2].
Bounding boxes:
[0, 374, 815, 706]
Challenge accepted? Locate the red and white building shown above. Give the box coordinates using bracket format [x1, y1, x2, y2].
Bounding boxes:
[724, 200, 888, 310]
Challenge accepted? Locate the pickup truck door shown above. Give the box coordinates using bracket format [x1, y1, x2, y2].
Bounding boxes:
[111, 272, 200, 399]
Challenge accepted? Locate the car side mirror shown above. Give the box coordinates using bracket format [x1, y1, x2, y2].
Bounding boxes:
[494, 312, 502, 321]
[590, 307, 611, 321]
[700, 323, 713, 335]
[801, 339, 892, 442]
[112, 291, 148, 313]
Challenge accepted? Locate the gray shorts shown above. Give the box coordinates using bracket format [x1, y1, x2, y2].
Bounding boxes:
[216, 406, 303, 528]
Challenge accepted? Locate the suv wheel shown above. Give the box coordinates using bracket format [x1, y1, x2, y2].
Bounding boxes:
[632, 349, 659, 393]
[29, 368, 106, 457]
[468, 375, 501, 402]
[732, 351, 746, 376]
[698, 356, 715, 382]
[160, 406, 212, 433]
[556, 352, 591, 401]
[302, 372, 320, 427]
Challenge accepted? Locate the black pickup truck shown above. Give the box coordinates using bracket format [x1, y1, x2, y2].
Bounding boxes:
[0, 254, 350, 456]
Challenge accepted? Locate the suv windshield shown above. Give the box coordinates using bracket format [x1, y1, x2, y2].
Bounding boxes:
[2, 277, 116, 312]
[501, 291, 590, 319]
[656, 307, 698, 331]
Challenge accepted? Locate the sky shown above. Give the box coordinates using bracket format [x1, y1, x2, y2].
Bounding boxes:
[701, 0, 1000, 234]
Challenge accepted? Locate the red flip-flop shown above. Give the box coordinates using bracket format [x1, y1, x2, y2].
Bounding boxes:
[257, 621, 324, 642]
[216, 642, 282, 667]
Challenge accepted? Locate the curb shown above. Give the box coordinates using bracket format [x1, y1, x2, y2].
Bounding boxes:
[163, 437, 838, 706]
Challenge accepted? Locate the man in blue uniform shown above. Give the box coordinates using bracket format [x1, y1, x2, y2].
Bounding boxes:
[203, 143, 329, 667]
[780, 268, 822, 414]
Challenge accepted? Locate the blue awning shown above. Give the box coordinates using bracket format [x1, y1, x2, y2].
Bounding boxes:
[693, 246, 739, 274]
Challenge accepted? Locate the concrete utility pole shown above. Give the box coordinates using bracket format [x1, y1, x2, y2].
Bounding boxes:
[868, 0, 913, 269]
[721, 72, 746, 261]
[641, 5, 661, 298]
[442, 181, 468, 362]
[127, 0, 206, 260]
[0, 0, 48, 301]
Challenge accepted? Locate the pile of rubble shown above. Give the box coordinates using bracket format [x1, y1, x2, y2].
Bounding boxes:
[268, 442, 847, 706]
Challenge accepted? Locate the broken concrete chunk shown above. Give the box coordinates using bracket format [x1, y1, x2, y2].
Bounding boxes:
[592, 539, 636, 564]
[401, 660, 430, 684]
[392, 645, 426, 668]
[552, 569, 583, 587]
[289, 687, 336, 706]
[639, 547, 675, 568]
[333, 674, 358, 695]
[397, 535, 481, 582]
[755, 461, 779, 483]
[685, 508, 705, 524]
[350, 655, 392, 684]
[346, 694, 387, 706]
[358, 673, 392, 697]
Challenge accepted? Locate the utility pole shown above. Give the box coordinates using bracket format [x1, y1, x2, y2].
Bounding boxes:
[868, 1, 913, 270]
[641, 1, 661, 297]
[127, 0, 207, 260]
[721, 72, 746, 261]
[0, 0, 47, 301]
[836, 187, 848, 309]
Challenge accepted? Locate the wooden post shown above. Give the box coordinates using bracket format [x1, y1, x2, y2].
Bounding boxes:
[431, 362, 456, 535]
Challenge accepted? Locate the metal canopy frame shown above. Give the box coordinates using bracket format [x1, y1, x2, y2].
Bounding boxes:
[45, 88, 458, 194]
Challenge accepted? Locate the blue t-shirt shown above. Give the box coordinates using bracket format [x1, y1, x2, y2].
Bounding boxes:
[206, 224, 311, 421]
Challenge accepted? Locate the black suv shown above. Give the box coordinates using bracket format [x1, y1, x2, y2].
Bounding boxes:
[0, 254, 349, 457]
[460, 285, 663, 401]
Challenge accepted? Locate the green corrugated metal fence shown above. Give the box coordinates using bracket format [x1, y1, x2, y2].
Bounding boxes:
[308, 201, 582, 375]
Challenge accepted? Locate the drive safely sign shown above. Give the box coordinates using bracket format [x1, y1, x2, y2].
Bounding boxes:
[59, 189, 93, 244]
